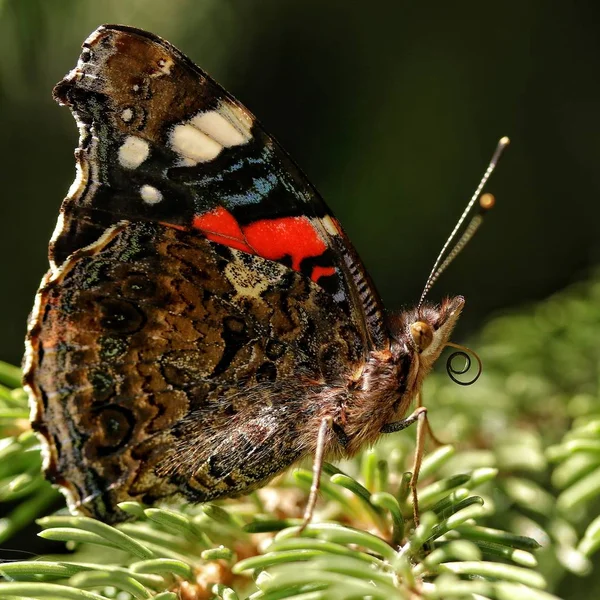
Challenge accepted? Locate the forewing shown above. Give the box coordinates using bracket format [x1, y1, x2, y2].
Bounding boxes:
[51, 25, 387, 349]
[25, 223, 365, 522]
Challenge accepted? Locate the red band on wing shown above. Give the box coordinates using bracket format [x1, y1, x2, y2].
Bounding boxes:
[191, 208, 335, 283]
[244, 216, 326, 271]
[192, 207, 254, 253]
[310, 265, 336, 283]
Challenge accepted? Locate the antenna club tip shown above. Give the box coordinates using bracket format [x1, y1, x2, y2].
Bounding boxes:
[479, 193, 495, 211]
[499, 136, 510, 146]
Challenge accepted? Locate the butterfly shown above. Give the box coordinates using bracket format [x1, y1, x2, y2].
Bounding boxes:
[24, 24, 505, 525]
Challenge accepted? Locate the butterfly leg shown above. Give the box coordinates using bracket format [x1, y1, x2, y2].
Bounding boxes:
[380, 405, 429, 527]
[417, 392, 445, 447]
[298, 415, 332, 533]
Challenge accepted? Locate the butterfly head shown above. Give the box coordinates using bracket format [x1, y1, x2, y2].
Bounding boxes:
[410, 295, 464, 357]
[383, 295, 465, 406]
[393, 295, 463, 360]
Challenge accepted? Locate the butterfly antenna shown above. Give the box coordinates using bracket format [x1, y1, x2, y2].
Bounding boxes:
[418, 136, 510, 308]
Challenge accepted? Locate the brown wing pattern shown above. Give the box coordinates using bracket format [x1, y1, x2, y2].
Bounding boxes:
[25, 222, 365, 522]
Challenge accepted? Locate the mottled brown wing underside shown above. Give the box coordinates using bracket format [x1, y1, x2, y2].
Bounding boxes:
[26, 222, 365, 521]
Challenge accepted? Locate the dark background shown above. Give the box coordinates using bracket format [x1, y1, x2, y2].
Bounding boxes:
[1, 0, 599, 365]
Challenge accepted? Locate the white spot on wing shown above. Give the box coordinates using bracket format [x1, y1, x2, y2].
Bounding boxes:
[169, 124, 223, 164]
[121, 108, 133, 123]
[118, 136, 149, 169]
[191, 110, 251, 147]
[320, 215, 340, 236]
[169, 100, 254, 166]
[151, 57, 174, 77]
[219, 101, 254, 141]
[140, 184, 163, 204]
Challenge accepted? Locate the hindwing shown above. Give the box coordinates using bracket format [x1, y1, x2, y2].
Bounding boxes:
[27, 223, 365, 521]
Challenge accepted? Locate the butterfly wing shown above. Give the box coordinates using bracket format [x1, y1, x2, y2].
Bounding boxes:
[51, 24, 387, 349]
[27, 222, 366, 521]
[25, 25, 389, 522]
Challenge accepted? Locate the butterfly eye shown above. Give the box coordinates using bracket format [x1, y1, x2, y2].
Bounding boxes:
[410, 321, 434, 352]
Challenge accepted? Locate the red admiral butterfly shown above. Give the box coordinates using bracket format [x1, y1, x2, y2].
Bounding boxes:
[24, 25, 508, 526]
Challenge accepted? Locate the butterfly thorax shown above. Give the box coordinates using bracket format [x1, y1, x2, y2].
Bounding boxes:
[336, 296, 464, 456]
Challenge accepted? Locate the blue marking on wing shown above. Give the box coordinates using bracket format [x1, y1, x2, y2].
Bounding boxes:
[188, 142, 317, 218]
[226, 172, 279, 206]
[194, 146, 273, 188]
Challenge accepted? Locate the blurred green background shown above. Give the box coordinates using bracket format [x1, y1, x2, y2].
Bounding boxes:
[1, 0, 599, 364]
